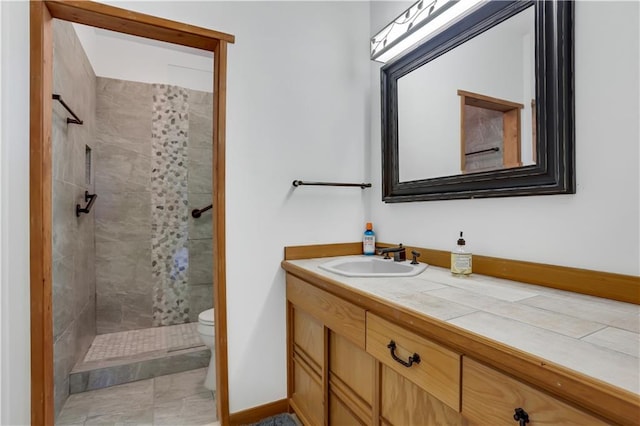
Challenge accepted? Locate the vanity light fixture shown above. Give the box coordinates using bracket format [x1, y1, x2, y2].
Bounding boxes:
[370, 0, 486, 63]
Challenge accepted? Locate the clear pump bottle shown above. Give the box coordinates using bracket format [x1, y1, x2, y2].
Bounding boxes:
[451, 231, 472, 276]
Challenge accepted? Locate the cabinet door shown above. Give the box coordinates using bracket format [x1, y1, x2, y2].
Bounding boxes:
[329, 331, 376, 424]
[290, 307, 324, 426]
[462, 358, 609, 425]
[380, 364, 464, 426]
[330, 391, 367, 426]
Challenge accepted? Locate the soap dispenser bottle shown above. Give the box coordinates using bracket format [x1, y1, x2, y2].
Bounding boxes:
[451, 231, 472, 276]
[363, 222, 376, 255]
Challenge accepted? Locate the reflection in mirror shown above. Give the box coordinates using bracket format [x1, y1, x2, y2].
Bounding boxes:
[381, 0, 574, 202]
[397, 5, 534, 181]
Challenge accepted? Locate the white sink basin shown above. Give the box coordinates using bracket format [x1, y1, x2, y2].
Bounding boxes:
[319, 256, 427, 277]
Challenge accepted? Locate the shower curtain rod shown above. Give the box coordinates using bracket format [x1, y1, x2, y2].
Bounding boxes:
[52, 94, 83, 125]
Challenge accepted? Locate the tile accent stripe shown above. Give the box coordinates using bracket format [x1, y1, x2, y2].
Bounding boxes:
[151, 84, 191, 326]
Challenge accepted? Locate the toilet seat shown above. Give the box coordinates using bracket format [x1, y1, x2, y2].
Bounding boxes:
[198, 308, 215, 326]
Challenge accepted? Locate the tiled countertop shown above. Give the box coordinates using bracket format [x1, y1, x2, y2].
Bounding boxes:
[286, 255, 640, 395]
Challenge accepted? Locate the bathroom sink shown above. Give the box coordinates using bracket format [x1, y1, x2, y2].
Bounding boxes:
[319, 256, 427, 277]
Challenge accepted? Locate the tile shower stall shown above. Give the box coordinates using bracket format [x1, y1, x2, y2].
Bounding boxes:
[52, 21, 214, 417]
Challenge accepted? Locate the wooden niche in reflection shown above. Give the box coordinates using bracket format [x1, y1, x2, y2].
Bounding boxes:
[458, 90, 524, 174]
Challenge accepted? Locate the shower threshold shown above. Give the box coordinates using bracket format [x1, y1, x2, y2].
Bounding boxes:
[70, 323, 209, 394]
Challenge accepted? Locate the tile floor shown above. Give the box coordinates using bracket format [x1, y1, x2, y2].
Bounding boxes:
[56, 368, 217, 425]
[84, 323, 201, 362]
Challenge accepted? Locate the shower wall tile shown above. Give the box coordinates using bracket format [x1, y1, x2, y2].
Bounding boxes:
[95, 143, 151, 193]
[96, 78, 153, 153]
[188, 285, 214, 323]
[187, 147, 213, 194]
[52, 180, 78, 262]
[96, 240, 153, 334]
[186, 88, 214, 319]
[95, 192, 151, 243]
[73, 253, 92, 317]
[54, 322, 77, 418]
[121, 290, 154, 331]
[93, 81, 214, 333]
[188, 193, 213, 240]
[96, 290, 154, 335]
[187, 91, 213, 150]
[52, 20, 97, 417]
[96, 240, 153, 294]
[188, 239, 213, 286]
[96, 294, 125, 335]
[53, 255, 75, 341]
[187, 89, 213, 106]
[77, 300, 97, 364]
[96, 283, 153, 334]
[95, 77, 154, 335]
[52, 109, 74, 183]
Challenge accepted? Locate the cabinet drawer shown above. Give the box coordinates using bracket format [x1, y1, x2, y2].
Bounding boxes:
[366, 313, 461, 411]
[287, 274, 366, 348]
[462, 358, 609, 425]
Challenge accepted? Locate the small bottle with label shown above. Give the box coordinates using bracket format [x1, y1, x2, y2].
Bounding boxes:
[363, 222, 376, 255]
[451, 231, 472, 276]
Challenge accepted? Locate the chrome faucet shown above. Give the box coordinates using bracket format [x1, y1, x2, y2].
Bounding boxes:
[378, 244, 406, 261]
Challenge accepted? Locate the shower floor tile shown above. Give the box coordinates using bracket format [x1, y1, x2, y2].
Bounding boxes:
[84, 323, 201, 363]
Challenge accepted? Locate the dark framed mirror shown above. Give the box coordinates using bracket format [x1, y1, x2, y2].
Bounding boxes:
[381, 0, 574, 202]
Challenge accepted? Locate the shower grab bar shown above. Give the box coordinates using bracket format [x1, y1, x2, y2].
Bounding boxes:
[192, 204, 213, 218]
[465, 147, 500, 156]
[76, 191, 97, 217]
[52, 94, 83, 125]
[292, 180, 372, 189]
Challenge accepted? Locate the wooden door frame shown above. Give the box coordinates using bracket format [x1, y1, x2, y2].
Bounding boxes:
[29, 1, 234, 424]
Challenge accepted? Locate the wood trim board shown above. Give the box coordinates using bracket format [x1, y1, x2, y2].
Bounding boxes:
[213, 38, 230, 425]
[30, 1, 233, 424]
[284, 242, 363, 261]
[44, 0, 235, 49]
[29, 3, 55, 424]
[228, 398, 290, 426]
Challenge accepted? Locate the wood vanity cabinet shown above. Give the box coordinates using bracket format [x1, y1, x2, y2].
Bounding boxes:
[287, 273, 463, 426]
[287, 273, 373, 426]
[286, 272, 613, 426]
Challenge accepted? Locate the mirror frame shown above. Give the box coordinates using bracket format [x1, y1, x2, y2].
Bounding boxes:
[381, 0, 574, 202]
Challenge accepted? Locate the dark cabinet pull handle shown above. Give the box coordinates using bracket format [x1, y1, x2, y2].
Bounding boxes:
[387, 340, 420, 368]
[513, 408, 529, 425]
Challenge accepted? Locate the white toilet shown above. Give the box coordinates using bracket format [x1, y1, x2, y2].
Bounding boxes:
[197, 308, 216, 391]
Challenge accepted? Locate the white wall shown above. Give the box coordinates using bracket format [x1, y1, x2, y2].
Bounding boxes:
[370, 1, 640, 276]
[96, 0, 371, 412]
[73, 23, 214, 92]
[0, 1, 31, 425]
[0, 1, 3, 421]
